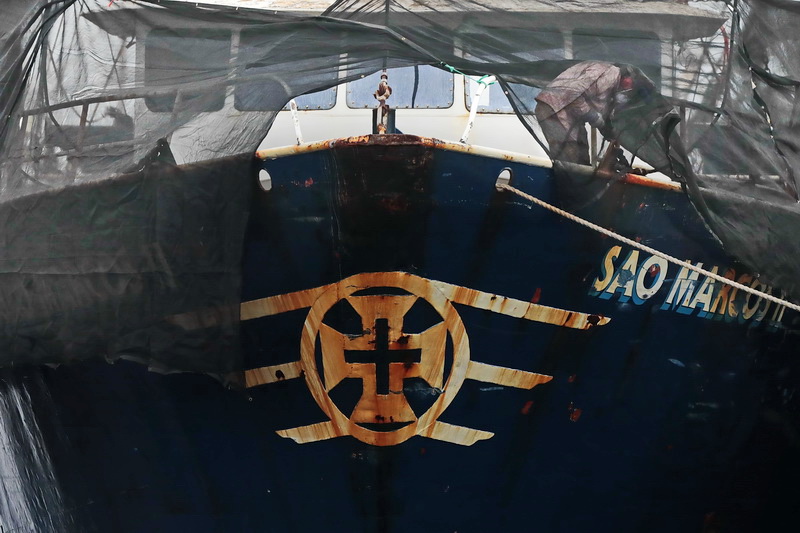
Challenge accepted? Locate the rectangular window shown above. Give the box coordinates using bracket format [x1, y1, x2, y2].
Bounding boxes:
[465, 81, 544, 114]
[144, 29, 231, 112]
[347, 65, 453, 109]
[464, 29, 564, 113]
[285, 88, 337, 111]
[573, 30, 662, 87]
[235, 28, 337, 111]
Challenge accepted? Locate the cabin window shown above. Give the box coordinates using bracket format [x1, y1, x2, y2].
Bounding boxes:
[237, 83, 337, 112]
[144, 29, 231, 112]
[573, 30, 662, 88]
[464, 82, 543, 114]
[346, 65, 454, 109]
[235, 29, 337, 111]
[463, 29, 564, 113]
[284, 89, 337, 111]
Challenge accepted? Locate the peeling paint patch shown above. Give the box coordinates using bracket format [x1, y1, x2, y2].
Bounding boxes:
[520, 400, 534, 415]
[531, 287, 541, 304]
[568, 403, 582, 422]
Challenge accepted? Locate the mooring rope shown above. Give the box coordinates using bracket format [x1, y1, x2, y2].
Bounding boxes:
[497, 182, 800, 314]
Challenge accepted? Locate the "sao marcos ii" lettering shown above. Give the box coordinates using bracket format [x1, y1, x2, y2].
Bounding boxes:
[589, 245, 788, 328]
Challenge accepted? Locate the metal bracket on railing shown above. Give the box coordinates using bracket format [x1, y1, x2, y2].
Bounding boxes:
[289, 99, 304, 145]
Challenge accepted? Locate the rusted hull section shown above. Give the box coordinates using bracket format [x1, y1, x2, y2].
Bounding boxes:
[257, 134, 684, 192]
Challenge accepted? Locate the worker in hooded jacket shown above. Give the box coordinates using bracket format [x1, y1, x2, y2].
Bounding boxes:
[534, 60, 641, 166]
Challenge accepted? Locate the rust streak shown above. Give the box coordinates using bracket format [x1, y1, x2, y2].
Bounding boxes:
[256, 134, 552, 169]
[619, 173, 682, 191]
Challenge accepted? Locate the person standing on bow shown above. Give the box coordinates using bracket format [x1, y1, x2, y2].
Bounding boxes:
[534, 60, 642, 167]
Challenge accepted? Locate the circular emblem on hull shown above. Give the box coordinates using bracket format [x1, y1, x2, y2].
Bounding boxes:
[299, 272, 469, 446]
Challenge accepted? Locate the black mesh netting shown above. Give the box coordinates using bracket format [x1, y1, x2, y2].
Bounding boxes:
[1, 0, 799, 374]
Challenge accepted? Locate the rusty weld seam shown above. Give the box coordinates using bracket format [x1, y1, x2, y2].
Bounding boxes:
[498, 183, 800, 314]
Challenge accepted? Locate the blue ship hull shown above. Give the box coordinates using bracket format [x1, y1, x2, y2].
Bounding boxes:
[6, 135, 798, 532]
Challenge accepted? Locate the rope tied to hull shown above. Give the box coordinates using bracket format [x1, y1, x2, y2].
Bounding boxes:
[497, 182, 800, 315]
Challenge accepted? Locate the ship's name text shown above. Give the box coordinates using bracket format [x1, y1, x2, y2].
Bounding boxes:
[589, 245, 787, 326]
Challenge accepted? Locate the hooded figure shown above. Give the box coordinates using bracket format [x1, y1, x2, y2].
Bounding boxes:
[534, 60, 666, 171]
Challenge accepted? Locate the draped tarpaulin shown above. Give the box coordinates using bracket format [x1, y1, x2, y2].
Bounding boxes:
[1, 0, 799, 374]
